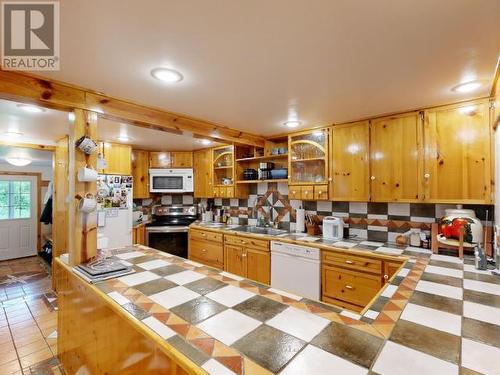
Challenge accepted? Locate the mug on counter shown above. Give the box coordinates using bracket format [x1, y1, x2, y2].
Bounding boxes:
[77, 165, 98, 182]
[78, 193, 97, 213]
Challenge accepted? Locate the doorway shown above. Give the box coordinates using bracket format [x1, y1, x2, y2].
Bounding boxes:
[0, 174, 38, 260]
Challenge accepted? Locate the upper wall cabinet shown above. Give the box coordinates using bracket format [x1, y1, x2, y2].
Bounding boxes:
[99, 142, 132, 175]
[131, 150, 150, 199]
[423, 100, 492, 204]
[330, 121, 370, 202]
[370, 112, 423, 202]
[150, 151, 193, 168]
[193, 148, 213, 198]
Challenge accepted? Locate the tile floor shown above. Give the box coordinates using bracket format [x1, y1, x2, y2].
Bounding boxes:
[0, 256, 62, 375]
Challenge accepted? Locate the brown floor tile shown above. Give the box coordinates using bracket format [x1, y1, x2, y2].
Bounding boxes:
[460, 367, 483, 375]
[390, 320, 460, 363]
[464, 271, 500, 285]
[233, 325, 306, 373]
[311, 321, 383, 369]
[133, 278, 177, 296]
[16, 339, 49, 358]
[464, 289, 500, 309]
[19, 347, 52, 368]
[428, 260, 463, 270]
[170, 296, 226, 325]
[233, 295, 288, 322]
[420, 272, 463, 288]
[0, 350, 18, 365]
[409, 290, 463, 315]
[462, 317, 500, 348]
[184, 277, 226, 295]
[166, 336, 209, 366]
[13, 332, 44, 348]
[0, 359, 21, 375]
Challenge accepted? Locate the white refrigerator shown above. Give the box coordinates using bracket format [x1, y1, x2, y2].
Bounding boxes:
[96, 175, 133, 249]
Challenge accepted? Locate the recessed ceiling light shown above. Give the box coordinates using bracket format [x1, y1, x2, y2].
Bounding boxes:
[199, 139, 211, 145]
[458, 105, 477, 115]
[6, 156, 32, 166]
[2, 131, 23, 138]
[117, 135, 132, 142]
[283, 120, 301, 128]
[16, 104, 45, 113]
[452, 80, 482, 93]
[151, 67, 183, 83]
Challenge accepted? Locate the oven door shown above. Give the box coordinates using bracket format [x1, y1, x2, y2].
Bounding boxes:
[146, 226, 188, 258]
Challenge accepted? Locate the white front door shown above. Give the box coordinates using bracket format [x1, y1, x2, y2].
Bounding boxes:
[0, 175, 38, 261]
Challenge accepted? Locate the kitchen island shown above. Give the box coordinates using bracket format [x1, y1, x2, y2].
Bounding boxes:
[55, 241, 499, 375]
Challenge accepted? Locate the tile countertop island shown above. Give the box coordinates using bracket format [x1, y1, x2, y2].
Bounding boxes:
[55, 238, 500, 375]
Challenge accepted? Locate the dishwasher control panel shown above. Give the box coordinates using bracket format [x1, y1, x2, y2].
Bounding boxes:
[271, 241, 320, 260]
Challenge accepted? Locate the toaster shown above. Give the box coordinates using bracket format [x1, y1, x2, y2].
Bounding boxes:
[322, 216, 344, 241]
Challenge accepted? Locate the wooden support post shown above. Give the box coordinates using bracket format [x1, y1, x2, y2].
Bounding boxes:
[68, 109, 98, 265]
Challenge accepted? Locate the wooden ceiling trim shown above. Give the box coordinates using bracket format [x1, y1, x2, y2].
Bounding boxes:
[0, 69, 265, 147]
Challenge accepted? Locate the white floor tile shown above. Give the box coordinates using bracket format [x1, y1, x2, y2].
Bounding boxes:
[115, 251, 144, 260]
[415, 280, 463, 300]
[197, 310, 261, 345]
[206, 285, 255, 307]
[363, 310, 379, 320]
[340, 310, 361, 320]
[462, 338, 500, 375]
[202, 359, 237, 375]
[464, 279, 500, 296]
[463, 264, 494, 275]
[149, 286, 200, 309]
[268, 288, 302, 301]
[281, 345, 368, 375]
[165, 270, 206, 285]
[381, 284, 398, 298]
[463, 301, 500, 326]
[424, 265, 463, 279]
[219, 271, 244, 281]
[136, 259, 171, 270]
[142, 316, 176, 339]
[266, 306, 330, 342]
[118, 271, 160, 286]
[107, 291, 130, 305]
[373, 341, 458, 375]
[400, 303, 461, 335]
[430, 254, 463, 264]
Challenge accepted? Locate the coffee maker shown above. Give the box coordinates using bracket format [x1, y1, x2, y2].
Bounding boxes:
[259, 162, 274, 180]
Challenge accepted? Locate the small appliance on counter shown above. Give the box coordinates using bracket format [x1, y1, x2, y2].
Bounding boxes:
[270, 168, 288, 180]
[243, 168, 258, 180]
[322, 216, 344, 241]
[259, 162, 274, 180]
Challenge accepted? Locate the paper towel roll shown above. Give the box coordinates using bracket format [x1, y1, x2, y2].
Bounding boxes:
[296, 208, 305, 233]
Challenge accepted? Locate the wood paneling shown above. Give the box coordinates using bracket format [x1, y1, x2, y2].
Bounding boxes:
[330, 121, 370, 201]
[102, 142, 132, 175]
[424, 100, 492, 203]
[53, 137, 69, 262]
[132, 150, 149, 199]
[370, 112, 423, 202]
[193, 149, 213, 198]
[0, 69, 265, 147]
[55, 259, 197, 375]
[171, 152, 193, 168]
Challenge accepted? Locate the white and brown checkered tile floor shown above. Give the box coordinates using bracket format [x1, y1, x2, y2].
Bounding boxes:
[0, 257, 62, 375]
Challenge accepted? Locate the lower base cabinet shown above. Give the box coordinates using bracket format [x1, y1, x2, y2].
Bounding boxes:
[224, 235, 270, 285]
[132, 225, 146, 245]
[188, 229, 224, 268]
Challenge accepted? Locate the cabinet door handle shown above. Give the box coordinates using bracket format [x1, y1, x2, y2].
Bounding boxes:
[202, 249, 207, 253]
[384, 274, 389, 280]
[242, 253, 247, 258]
[344, 285, 354, 290]
[370, 176, 376, 180]
[328, 177, 333, 182]
[424, 173, 430, 179]
[345, 260, 354, 264]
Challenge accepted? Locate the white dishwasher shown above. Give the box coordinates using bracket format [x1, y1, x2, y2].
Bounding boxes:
[271, 241, 321, 300]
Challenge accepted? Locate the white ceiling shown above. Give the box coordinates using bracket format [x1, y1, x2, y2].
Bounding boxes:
[0, 145, 53, 167]
[37, 0, 500, 135]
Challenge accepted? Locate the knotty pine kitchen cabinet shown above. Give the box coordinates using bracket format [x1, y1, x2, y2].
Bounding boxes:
[423, 99, 492, 204]
[99, 142, 132, 175]
[188, 228, 224, 269]
[212, 145, 247, 198]
[370, 112, 423, 202]
[150, 151, 193, 168]
[193, 148, 213, 198]
[131, 150, 150, 199]
[288, 128, 330, 200]
[132, 224, 146, 245]
[224, 234, 270, 285]
[330, 121, 370, 201]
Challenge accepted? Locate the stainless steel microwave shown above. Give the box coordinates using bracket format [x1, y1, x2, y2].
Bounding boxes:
[149, 169, 194, 193]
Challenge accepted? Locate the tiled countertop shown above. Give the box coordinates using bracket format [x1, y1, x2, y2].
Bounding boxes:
[78, 241, 500, 375]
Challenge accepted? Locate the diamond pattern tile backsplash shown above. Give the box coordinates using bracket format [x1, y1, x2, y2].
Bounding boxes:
[200, 182, 494, 243]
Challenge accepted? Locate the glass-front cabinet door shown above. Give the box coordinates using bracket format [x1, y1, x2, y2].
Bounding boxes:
[289, 128, 329, 185]
[212, 145, 234, 187]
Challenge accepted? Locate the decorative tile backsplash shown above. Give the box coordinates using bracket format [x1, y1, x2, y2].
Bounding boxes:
[134, 194, 195, 217]
[202, 182, 494, 243]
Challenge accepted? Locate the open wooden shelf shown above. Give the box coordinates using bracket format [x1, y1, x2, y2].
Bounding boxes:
[214, 165, 233, 169]
[290, 157, 326, 163]
[236, 179, 288, 184]
[235, 154, 288, 162]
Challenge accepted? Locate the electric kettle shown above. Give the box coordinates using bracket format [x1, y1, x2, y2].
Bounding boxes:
[322, 216, 344, 241]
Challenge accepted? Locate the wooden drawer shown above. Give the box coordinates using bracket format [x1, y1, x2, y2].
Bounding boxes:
[322, 265, 381, 307]
[322, 251, 382, 274]
[322, 295, 363, 313]
[224, 235, 269, 251]
[314, 185, 329, 200]
[190, 229, 223, 243]
[301, 186, 314, 200]
[289, 186, 301, 200]
[189, 239, 224, 267]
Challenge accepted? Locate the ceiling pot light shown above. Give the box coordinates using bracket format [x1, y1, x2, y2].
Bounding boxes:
[151, 68, 183, 83]
[6, 156, 32, 167]
[117, 135, 132, 142]
[452, 80, 482, 93]
[16, 104, 45, 113]
[199, 139, 211, 145]
[283, 120, 301, 128]
[2, 131, 23, 138]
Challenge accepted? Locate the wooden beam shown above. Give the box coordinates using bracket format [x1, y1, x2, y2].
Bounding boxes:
[491, 56, 500, 98]
[0, 69, 265, 147]
[0, 141, 55, 151]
